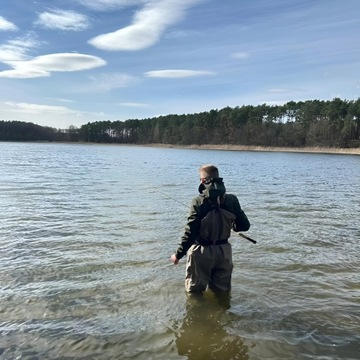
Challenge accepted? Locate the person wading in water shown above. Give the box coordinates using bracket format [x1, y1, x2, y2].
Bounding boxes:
[170, 164, 250, 293]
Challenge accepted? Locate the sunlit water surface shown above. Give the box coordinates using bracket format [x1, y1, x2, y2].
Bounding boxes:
[0, 142, 359, 360]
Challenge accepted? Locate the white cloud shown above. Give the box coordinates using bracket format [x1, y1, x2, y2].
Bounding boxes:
[35, 9, 90, 31]
[0, 69, 50, 78]
[231, 52, 250, 59]
[4, 101, 78, 114]
[0, 53, 107, 78]
[25, 53, 106, 72]
[0, 46, 30, 64]
[47, 98, 76, 103]
[267, 88, 290, 93]
[2, 101, 106, 127]
[144, 69, 214, 78]
[119, 102, 149, 107]
[88, 0, 201, 50]
[88, 72, 140, 91]
[165, 29, 199, 39]
[0, 16, 18, 31]
[267, 87, 306, 94]
[78, 0, 143, 10]
[0, 33, 40, 64]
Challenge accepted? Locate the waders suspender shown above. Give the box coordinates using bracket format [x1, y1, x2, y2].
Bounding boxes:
[213, 194, 227, 245]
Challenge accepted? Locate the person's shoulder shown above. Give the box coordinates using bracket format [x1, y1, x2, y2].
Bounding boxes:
[225, 193, 238, 200]
[224, 193, 240, 204]
[188, 195, 207, 215]
[190, 194, 203, 205]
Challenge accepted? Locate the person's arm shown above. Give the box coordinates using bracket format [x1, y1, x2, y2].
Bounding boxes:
[225, 194, 250, 232]
[171, 197, 202, 263]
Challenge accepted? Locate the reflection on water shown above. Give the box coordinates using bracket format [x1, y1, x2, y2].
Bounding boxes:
[175, 292, 249, 360]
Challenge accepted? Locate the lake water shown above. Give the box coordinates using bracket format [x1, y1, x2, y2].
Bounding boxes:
[0, 142, 359, 360]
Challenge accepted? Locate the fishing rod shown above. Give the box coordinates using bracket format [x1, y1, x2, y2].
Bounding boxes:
[150, 187, 189, 207]
[150, 187, 257, 245]
[236, 232, 257, 244]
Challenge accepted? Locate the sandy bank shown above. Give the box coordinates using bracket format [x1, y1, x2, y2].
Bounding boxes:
[142, 144, 360, 155]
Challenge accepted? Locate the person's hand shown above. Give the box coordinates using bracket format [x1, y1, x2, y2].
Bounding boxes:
[170, 254, 179, 265]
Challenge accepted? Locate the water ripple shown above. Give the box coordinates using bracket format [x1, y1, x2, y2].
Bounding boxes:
[0, 143, 359, 359]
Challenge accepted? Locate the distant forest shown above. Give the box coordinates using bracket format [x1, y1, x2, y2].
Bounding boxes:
[1, 98, 360, 148]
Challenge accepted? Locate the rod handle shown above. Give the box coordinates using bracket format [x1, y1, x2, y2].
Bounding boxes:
[236, 232, 257, 244]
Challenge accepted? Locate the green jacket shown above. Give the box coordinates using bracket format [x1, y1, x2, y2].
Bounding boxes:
[175, 179, 250, 260]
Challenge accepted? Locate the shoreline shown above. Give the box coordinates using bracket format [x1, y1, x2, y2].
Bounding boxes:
[2, 141, 359, 155]
[141, 143, 360, 155]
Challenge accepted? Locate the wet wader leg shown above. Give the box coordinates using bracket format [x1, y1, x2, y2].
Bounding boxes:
[208, 243, 233, 293]
[185, 245, 214, 293]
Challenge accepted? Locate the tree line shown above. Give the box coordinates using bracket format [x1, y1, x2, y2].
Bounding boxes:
[1, 98, 360, 148]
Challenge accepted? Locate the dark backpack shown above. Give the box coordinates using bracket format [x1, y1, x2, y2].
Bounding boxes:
[198, 178, 236, 243]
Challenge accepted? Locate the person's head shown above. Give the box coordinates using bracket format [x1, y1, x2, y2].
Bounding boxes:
[199, 164, 219, 183]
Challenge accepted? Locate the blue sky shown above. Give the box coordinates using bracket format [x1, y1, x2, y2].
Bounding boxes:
[0, 0, 359, 128]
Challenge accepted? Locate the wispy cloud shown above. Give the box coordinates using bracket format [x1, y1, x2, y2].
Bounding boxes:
[0, 16, 18, 31]
[25, 53, 106, 71]
[267, 87, 306, 94]
[0, 33, 99, 79]
[87, 72, 140, 91]
[119, 102, 149, 107]
[0, 69, 51, 79]
[144, 69, 214, 78]
[47, 98, 76, 103]
[88, 0, 201, 50]
[2, 101, 106, 127]
[165, 29, 200, 39]
[231, 51, 250, 59]
[35, 10, 90, 31]
[4, 101, 74, 114]
[267, 88, 290, 93]
[0, 53, 106, 78]
[78, 0, 143, 11]
[0, 33, 40, 64]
